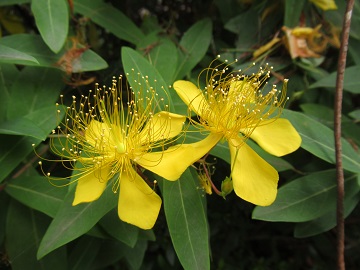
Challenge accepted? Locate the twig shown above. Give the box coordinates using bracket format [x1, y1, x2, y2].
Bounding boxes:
[334, 0, 355, 269]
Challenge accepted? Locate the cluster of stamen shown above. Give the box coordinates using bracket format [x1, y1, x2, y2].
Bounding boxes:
[195, 57, 288, 147]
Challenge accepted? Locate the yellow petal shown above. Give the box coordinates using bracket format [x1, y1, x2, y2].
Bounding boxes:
[118, 169, 161, 229]
[72, 165, 111, 205]
[229, 137, 278, 206]
[85, 120, 118, 150]
[173, 80, 209, 117]
[137, 132, 222, 180]
[249, 118, 302, 156]
[139, 111, 185, 144]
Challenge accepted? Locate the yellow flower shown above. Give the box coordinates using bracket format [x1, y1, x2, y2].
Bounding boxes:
[39, 75, 187, 229]
[173, 59, 301, 206]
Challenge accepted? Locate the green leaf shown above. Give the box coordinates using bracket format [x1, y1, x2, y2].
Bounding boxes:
[0, 44, 39, 65]
[0, 34, 108, 72]
[37, 181, 117, 259]
[6, 199, 67, 270]
[310, 65, 360, 93]
[161, 168, 210, 270]
[146, 38, 178, 86]
[74, 0, 144, 46]
[121, 46, 173, 109]
[0, 117, 48, 139]
[252, 170, 360, 222]
[31, 0, 69, 53]
[0, 105, 67, 183]
[284, 0, 306, 27]
[99, 209, 139, 248]
[6, 66, 63, 119]
[122, 240, 147, 270]
[0, 64, 19, 122]
[5, 175, 67, 218]
[68, 236, 102, 270]
[0, 0, 30, 6]
[349, 109, 360, 120]
[90, 240, 125, 269]
[0, 192, 10, 246]
[173, 18, 212, 80]
[283, 110, 360, 173]
[294, 192, 360, 238]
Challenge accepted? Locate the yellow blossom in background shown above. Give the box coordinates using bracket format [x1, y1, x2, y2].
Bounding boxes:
[37, 75, 187, 229]
[173, 58, 301, 206]
[282, 25, 329, 58]
[309, 0, 337, 11]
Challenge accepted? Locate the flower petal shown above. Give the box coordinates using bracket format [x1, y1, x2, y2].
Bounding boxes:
[118, 169, 161, 229]
[249, 118, 302, 156]
[229, 137, 278, 206]
[85, 120, 120, 151]
[72, 164, 112, 205]
[137, 132, 222, 180]
[139, 111, 186, 144]
[173, 80, 209, 117]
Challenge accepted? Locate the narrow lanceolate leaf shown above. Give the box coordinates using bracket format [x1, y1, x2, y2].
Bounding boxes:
[284, 0, 306, 27]
[121, 47, 172, 110]
[0, 117, 48, 140]
[173, 18, 212, 81]
[294, 192, 360, 238]
[252, 170, 360, 222]
[74, 0, 144, 46]
[6, 199, 67, 270]
[99, 209, 139, 248]
[37, 182, 117, 259]
[310, 65, 360, 94]
[0, 44, 39, 65]
[161, 168, 210, 270]
[5, 175, 67, 218]
[31, 0, 69, 53]
[283, 110, 360, 173]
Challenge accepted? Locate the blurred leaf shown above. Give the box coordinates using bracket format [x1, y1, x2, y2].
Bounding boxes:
[74, 0, 144, 46]
[122, 240, 147, 270]
[349, 109, 360, 120]
[0, 64, 18, 122]
[283, 110, 360, 173]
[6, 199, 67, 270]
[174, 18, 212, 80]
[310, 65, 360, 93]
[0, 192, 10, 246]
[37, 181, 117, 259]
[0, 0, 30, 5]
[161, 168, 210, 270]
[252, 170, 360, 222]
[90, 240, 125, 270]
[0, 117, 48, 139]
[100, 208, 139, 248]
[31, 0, 69, 53]
[301, 103, 360, 147]
[68, 236, 101, 270]
[0, 44, 39, 65]
[0, 103, 64, 183]
[294, 192, 360, 238]
[0, 34, 107, 72]
[284, 0, 306, 27]
[5, 175, 67, 218]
